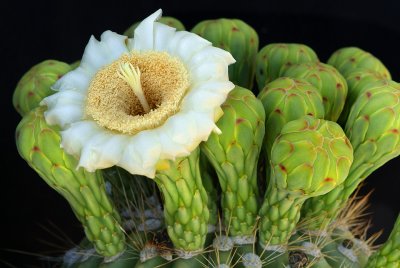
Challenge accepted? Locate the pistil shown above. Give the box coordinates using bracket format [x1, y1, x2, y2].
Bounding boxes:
[118, 62, 150, 113]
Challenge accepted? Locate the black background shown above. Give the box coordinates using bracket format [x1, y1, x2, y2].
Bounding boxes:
[1, 1, 400, 266]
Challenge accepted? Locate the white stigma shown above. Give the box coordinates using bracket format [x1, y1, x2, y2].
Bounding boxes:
[118, 62, 150, 113]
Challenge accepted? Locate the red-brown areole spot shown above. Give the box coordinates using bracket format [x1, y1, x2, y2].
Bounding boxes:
[364, 115, 369, 121]
[355, 75, 361, 81]
[391, 129, 399, 134]
[275, 108, 282, 114]
[232, 27, 239, 32]
[28, 91, 34, 97]
[350, 57, 356, 62]
[336, 83, 342, 89]
[33, 146, 40, 152]
[324, 177, 334, 182]
[279, 164, 287, 172]
[366, 92, 372, 98]
[236, 118, 245, 124]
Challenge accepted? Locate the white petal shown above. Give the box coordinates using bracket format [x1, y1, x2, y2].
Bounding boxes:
[153, 22, 176, 51]
[129, 9, 162, 51]
[80, 31, 128, 74]
[191, 60, 230, 82]
[182, 81, 234, 111]
[80, 36, 110, 73]
[51, 67, 92, 92]
[189, 46, 236, 67]
[42, 90, 85, 127]
[182, 89, 226, 112]
[78, 132, 129, 171]
[60, 121, 101, 157]
[119, 131, 162, 178]
[100, 31, 129, 59]
[167, 32, 211, 63]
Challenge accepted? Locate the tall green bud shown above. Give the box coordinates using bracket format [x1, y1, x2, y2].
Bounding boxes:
[337, 68, 386, 126]
[13, 60, 71, 116]
[258, 77, 325, 179]
[16, 107, 125, 257]
[192, 19, 259, 89]
[327, 47, 391, 79]
[303, 80, 400, 230]
[202, 86, 265, 239]
[255, 43, 319, 90]
[283, 62, 348, 122]
[258, 116, 353, 248]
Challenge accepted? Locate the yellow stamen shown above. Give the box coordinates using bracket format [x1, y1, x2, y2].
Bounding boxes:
[117, 62, 150, 113]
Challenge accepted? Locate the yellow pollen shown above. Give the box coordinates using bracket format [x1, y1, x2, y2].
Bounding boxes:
[85, 51, 190, 135]
[117, 62, 150, 113]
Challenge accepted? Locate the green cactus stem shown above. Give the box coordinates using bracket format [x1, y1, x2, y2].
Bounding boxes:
[366, 214, 400, 267]
[154, 148, 209, 253]
[192, 19, 259, 89]
[16, 107, 126, 257]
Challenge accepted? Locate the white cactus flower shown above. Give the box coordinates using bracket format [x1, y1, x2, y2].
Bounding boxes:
[41, 9, 235, 178]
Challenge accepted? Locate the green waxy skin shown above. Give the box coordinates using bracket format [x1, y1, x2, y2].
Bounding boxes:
[13, 60, 72, 116]
[192, 19, 259, 89]
[257, 77, 325, 180]
[199, 152, 219, 228]
[367, 214, 400, 268]
[327, 47, 391, 79]
[255, 43, 319, 90]
[282, 62, 348, 122]
[16, 107, 125, 257]
[201, 86, 265, 238]
[337, 68, 385, 126]
[322, 227, 371, 268]
[258, 116, 353, 248]
[154, 148, 209, 252]
[124, 16, 185, 37]
[303, 80, 400, 230]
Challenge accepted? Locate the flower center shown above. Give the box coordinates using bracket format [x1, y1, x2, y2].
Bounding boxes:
[86, 51, 189, 135]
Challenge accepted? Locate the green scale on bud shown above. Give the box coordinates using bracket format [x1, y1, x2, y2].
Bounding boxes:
[255, 43, 319, 90]
[367, 214, 400, 268]
[258, 116, 353, 248]
[201, 86, 265, 239]
[192, 19, 259, 89]
[303, 80, 400, 230]
[124, 16, 186, 37]
[283, 62, 348, 122]
[327, 47, 391, 79]
[154, 147, 209, 253]
[13, 60, 72, 116]
[16, 107, 125, 257]
[337, 68, 386, 126]
[258, 77, 325, 181]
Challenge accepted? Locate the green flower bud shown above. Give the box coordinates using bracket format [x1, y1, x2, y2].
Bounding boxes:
[255, 43, 319, 90]
[192, 19, 259, 89]
[13, 60, 71, 116]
